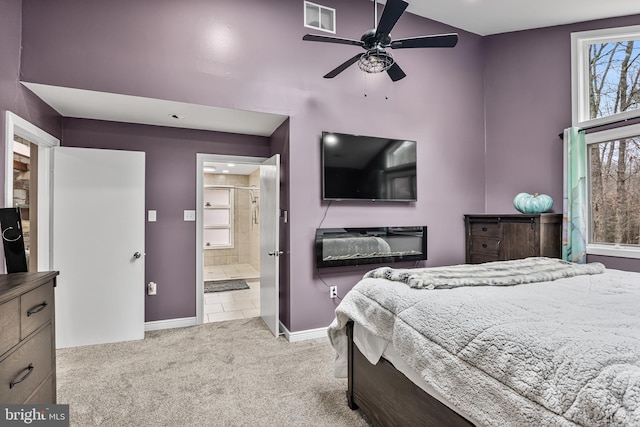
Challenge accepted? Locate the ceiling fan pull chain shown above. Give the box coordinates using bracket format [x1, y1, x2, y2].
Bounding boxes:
[363, 73, 368, 97]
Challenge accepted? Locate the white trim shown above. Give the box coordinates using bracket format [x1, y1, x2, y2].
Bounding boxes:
[587, 244, 640, 259]
[280, 321, 328, 342]
[571, 25, 640, 127]
[303, 1, 336, 34]
[144, 316, 197, 332]
[196, 154, 267, 326]
[4, 111, 59, 273]
[584, 121, 640, 145]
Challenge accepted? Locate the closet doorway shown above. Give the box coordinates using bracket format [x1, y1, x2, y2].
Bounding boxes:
[195, 154, 280, 335]
[4, 111, 58, 273]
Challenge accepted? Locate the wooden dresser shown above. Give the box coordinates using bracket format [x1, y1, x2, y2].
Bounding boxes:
[464, 214, 562, 264]
[0, 271, 59, 404]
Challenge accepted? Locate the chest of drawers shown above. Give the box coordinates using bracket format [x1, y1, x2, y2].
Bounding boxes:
[464, 214, 562, 264]
[0, 271, 59, 404]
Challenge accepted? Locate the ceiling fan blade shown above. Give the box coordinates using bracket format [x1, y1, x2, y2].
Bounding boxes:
[375, 0, 408, 40]
[324, 54, 363, 78]
[303, 34, 364, 47]
[391, 33, 459, 49]
[387, 62, 406, 82]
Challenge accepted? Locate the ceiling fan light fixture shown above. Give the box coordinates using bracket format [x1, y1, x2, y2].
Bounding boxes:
[358, 49, 394, 74]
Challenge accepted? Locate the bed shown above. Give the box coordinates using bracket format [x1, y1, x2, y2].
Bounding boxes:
[327, 257, 640, 427]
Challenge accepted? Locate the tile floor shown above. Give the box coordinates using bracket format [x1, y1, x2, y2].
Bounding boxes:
[203, 263, 260, 324]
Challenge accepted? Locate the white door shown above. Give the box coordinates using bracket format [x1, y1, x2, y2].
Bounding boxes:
[260, 154, 280, 336]
[53, 147, 145, 348]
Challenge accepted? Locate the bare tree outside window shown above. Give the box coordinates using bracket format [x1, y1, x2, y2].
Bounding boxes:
[589, 40, 640, 245]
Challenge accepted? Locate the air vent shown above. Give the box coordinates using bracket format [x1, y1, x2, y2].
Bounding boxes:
[304, 1, 335, 34]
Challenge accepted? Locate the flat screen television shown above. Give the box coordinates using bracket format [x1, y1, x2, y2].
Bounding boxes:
[321, 131, 417, 201]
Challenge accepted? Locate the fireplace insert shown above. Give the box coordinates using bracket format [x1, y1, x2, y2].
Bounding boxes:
[315, 226, 427, 268]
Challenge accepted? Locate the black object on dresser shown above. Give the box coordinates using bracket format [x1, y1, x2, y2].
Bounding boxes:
[0, 271, 59, 404]
[464, 214, 562, 264]
[0, 208, 28, 274]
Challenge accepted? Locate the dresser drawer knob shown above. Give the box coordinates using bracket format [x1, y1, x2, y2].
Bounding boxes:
[9, 364, 34, 389]
[482, 227, 488, 232]
[482, 243, 488, 248]
[27, 301, 48, 317]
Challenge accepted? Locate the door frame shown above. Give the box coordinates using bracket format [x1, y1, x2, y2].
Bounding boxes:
[196, 153, 275, 325]
[4, 111, 59, 273]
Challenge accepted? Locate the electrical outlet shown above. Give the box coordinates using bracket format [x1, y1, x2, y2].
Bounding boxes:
[329, 286, 337, 299]
[148, 282, 157, 295]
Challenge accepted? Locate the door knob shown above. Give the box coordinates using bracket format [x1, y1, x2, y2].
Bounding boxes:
[133, 252, 142, 259]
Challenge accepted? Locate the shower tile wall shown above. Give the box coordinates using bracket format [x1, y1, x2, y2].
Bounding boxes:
[248, 169, 260, 272]
[204, 173, 259, 271]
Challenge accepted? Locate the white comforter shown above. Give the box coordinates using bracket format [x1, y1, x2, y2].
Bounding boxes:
[328, 266, 640, 427]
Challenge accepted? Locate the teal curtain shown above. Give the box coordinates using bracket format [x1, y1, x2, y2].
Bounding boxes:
[562, 127, 587, 263]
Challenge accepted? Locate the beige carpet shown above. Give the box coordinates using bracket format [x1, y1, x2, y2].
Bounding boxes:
[56, 318, 371, 426]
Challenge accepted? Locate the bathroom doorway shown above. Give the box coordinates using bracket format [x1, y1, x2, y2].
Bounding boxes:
[196, 153, 280, 333]
[201, 162, 261, 323]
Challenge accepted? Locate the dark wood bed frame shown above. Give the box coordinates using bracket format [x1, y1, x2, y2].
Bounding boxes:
[346, 321, 475, 427]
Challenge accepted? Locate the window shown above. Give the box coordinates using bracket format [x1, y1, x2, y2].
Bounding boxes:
[586, 124, 640, 258]
[572, 26, 640, 259]
[572, 25, 640, 127]
[304, 1, 335, 34]
[203, 186, 234, 249]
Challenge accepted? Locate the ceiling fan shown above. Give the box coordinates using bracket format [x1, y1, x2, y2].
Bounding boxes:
[302, 0, 458, 82]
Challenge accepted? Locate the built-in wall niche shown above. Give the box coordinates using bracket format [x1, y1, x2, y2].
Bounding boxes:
[315, 226, 427, 268]
[203, 186, 234, 249]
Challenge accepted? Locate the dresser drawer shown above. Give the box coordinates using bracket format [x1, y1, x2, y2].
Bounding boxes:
[21, 281, 54, 339]
[469, 253, 501, 264]
[469, 222, 500, 238]
[469, 237, 501, 255]
[0, 298, 20, 356]
[24, 374, 54, 404]
[0, 324, 52, 404]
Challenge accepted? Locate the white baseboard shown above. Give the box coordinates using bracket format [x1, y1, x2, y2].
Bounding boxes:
[145, 317, 197, 332]
[279, 321, 328, 342]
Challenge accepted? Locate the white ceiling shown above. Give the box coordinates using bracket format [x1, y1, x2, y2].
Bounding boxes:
[405, 0, 640, 36]
[23, 1, 640, 137]
[203, 161, 260, 176]
[23, 82, 288, 137]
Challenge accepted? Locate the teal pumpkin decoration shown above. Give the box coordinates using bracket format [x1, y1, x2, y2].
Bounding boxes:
[513, 192, 553, 214]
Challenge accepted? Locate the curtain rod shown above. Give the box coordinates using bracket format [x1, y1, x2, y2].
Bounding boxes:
[558, 116, 640, 139]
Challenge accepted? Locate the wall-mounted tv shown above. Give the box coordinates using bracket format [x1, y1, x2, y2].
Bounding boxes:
[322, 131, 417, 201]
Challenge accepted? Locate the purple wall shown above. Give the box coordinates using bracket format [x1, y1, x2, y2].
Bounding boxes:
[61, 118, 271, 321]
[19, 0, 487, 331]
[9, 0, 640, 330]
[0, 0, 61, 206]
[483, 13, 640, 273]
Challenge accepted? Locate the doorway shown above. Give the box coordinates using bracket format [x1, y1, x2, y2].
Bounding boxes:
[195, 153, 280, 335]
[202, 164, 261, 323]
[4, 111, 58, 273]
[11, 136, 37, 271]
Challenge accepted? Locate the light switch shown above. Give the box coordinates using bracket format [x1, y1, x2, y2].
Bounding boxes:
[148, 210, 157, 222]
[184, 210, 196, 221]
